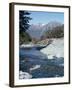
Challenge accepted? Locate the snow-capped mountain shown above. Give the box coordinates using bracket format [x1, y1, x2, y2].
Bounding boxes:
[26, 21, 63, 39]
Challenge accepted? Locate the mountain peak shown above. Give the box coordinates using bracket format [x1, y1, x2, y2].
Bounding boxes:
[27, 21, 63, 39]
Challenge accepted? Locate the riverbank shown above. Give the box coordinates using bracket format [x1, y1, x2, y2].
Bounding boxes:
[19, 38, 64, 79]
[41, 38, 64, 59]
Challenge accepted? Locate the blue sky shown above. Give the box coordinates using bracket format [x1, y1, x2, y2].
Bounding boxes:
[29, 11, 64, 24]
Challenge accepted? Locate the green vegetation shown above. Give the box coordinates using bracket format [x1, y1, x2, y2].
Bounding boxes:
[19, 32, 32, 45]
[19, 11, 32, 45]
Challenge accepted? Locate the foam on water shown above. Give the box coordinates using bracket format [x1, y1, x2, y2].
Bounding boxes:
[29, 65, 41, 71]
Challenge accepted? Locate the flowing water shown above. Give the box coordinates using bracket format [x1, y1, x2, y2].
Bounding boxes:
[19, 47, 64, 79]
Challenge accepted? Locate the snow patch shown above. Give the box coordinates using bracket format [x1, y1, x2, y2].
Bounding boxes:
[41, 38, 64, 59]
[19, 71, 32, 79]
[47, 55, 54, 59]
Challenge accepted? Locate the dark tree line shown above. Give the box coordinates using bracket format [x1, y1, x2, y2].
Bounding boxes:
[19, 11, 32, 45]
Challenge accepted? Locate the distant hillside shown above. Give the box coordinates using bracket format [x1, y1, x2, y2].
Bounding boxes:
[27, 21, 63, 39]
[42, 24, 64, 38]
[27, 23, 44, 39]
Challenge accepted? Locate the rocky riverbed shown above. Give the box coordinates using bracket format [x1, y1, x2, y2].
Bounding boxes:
[19, 38, 64, 79]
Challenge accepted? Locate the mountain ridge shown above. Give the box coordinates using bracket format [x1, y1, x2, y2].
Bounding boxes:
[27, 21, 63, 39]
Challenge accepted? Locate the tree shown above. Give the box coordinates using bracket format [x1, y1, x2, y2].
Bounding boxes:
[19, 11, 32, 33]
[19, 11, 32, 44]
[42, 24, 64, 38]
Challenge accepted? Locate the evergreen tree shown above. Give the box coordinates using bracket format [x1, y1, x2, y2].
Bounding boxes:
[19, 11, 32, 44]
[19, 11, 31, 33]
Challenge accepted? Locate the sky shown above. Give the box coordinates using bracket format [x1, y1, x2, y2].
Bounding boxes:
[29, 11, 64, 25]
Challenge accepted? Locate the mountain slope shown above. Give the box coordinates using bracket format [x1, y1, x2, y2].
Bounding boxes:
[27, 21, 63, 39]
